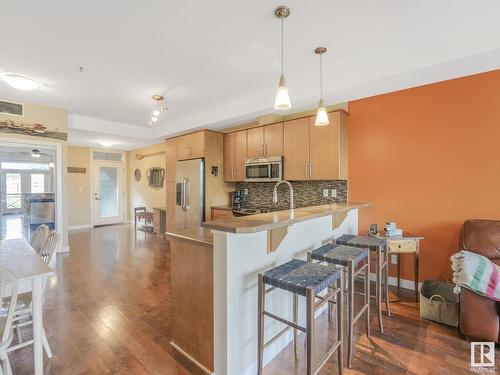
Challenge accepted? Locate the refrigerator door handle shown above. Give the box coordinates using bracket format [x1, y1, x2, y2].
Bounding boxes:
[181, 177, 186, 212]
[183, 178, 189, 211]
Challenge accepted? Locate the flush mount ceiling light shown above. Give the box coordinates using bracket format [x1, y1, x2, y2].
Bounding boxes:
[1, 73, 40, 91]
[98, 140, 116, 147]
[314, 47, 329, 126]
[149, 95, 167, 126]
[31, 149, 41, 158]
[274, 6, 292, 111]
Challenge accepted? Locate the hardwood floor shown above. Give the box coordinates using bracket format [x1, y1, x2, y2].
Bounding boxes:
[7, 224, 497, 374]
[9, 224, 202, 375]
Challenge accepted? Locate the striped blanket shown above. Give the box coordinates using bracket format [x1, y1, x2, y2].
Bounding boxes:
[451, 250, 500, 301]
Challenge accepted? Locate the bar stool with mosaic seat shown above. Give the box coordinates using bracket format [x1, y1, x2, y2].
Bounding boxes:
[335, 235, 390, 333]
[308, 243, 370, 367]
[257, 259, 345, 375]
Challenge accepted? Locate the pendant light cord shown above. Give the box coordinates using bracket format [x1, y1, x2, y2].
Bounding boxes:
[319, 53, 323, 101]
[280, 17, 284, 76]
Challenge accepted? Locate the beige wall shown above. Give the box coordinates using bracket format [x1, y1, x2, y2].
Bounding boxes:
[67, 146, 91, 227]
[0, 102, 69, 248]
[127, 143, 167, 220]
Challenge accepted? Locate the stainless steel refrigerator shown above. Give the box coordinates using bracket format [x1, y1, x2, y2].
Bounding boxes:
[175, 159, 205, 230]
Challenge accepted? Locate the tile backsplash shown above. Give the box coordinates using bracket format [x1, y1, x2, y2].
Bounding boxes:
[235, 180, 348, 211]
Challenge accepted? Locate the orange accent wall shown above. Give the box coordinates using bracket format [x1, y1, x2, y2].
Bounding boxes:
[348, 69, 500, 282]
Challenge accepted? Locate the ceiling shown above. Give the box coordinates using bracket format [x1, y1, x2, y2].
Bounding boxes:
[1, 0, 500, 149]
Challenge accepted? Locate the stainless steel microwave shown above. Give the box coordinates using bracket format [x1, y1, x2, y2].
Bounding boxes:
[244, 156, 283, 182]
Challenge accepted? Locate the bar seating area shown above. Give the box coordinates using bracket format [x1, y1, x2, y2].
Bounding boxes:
[258, 235, 394, 374]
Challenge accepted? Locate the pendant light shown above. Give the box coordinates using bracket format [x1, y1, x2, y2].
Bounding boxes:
[314, 47, 329, 126]
[274, 6, 291, 110]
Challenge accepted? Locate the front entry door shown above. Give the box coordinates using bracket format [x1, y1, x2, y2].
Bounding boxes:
[93, 161, 124, 226]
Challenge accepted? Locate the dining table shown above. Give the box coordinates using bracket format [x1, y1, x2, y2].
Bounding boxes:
[0, 238, 54, 375]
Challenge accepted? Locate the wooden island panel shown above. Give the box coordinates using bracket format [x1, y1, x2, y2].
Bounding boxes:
[169, 234, 214, 373]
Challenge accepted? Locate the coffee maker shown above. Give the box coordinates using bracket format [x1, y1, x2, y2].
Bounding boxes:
[232, 190, 243, 210]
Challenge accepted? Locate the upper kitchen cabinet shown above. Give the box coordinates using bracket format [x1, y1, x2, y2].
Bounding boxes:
[246, 127, 264, 159]
[177, 131, 205, 160]
[283, 111, 348, 181]
[165, 138, 177, 182]
[263, 122, 283, 156]
[247, 123, 284, 158]
[223, 130, 247, 182]
[283, 117, 310, 180]
[308, 111, 348, 180]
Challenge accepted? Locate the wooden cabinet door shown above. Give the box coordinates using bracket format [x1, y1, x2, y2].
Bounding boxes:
[177, 135, 190, 160]
[284, 117, 310, 181]
[223, 133, 235, 181]
[246, 127, 264, 159]
[166, 181, 176, 230]
[309, 112, 340, 180]
[189, 131, 205, 159]
[263, 122, 283, 156]
[165, 138, 177, 182]
[234, 130, 247, 181]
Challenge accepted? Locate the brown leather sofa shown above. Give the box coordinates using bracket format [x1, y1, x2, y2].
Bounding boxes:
[459, 219, 500, 343]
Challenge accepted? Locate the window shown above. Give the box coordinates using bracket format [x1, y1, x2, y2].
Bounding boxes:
[5, 173, 22, 209]
[31, 174, 45, 193]
[1, 162, 49, 171]
[93, 152, 122, 161]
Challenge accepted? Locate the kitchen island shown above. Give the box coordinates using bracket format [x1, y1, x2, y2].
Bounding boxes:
[166, 202, 371, 375]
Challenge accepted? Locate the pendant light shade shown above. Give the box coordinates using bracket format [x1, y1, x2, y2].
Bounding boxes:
[315, 99, 329, 126]
[274, 74, 291, 110]
[274, 6, 291, 110]
[314, 47, 329, 126]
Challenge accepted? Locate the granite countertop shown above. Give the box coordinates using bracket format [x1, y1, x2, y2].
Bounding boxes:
[165, 227, 213, 246]
[211, 205, 234, 211]
[203, 202, 372, 234]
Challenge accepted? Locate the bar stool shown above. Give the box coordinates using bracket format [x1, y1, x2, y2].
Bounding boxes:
[308, 243, 370, 367]
[335, 235, 390, 333]
[257, 259, 344, 375]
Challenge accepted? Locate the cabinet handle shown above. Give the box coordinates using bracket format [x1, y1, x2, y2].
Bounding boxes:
[309, 163, 312, 178]
[234, 167, 237, 180]
[265, 144, 267, 156]
[305, 164, 309, 177]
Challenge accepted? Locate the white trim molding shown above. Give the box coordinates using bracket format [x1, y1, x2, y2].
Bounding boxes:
[67, 224, 92, 231]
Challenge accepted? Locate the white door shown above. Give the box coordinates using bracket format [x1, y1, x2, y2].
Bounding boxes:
[93, 161, 124, 226]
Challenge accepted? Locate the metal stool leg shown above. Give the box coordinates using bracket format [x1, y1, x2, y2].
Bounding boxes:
[293, 293, 298, 361]
[347, 260, 354, 368]
[337, 271, 344, 375]
[257, 274, 265, 375]
[366, 259, 371, 338]
[306, 288, 315, 375]
[376, 250, 384, 333]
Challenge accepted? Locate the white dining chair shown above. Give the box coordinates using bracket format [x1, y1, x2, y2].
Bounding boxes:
[29, 225, 49, 254]
[0, 267, 18, 375]
[3, 232, 58, 358]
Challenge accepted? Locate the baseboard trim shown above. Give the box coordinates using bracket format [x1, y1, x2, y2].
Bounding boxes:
[68, 224, 92, 231]
[369, 272, 422, 292]
[169, 341, 212, 375]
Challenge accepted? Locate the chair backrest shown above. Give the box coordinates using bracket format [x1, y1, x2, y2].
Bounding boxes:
[0, 267, 18, 343]
[134, 206, 147, 215]
[30, 224, 50, 254]
[40, 231, 59, 265]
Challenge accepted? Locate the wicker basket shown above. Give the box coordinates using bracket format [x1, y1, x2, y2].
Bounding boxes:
[420, 280, 459, 327]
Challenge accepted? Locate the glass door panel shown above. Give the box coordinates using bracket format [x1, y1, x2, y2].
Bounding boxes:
[99, 167, 119, 218]
[93, 161, 124, 226]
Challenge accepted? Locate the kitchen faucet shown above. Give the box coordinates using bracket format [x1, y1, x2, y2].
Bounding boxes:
[272, 180, 294, 209]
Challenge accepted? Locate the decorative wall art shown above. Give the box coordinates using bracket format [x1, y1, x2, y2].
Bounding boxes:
[134, 168, 141, 182]
[0, 119, 67, 141]
[147, 167, 165, 188]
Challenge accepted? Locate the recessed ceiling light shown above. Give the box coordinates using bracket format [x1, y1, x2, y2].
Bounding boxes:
[1, 73, 40, 91]
[98, 140, 116, 147]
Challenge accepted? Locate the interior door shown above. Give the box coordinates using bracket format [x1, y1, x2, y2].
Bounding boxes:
[93, 161, 124, 226]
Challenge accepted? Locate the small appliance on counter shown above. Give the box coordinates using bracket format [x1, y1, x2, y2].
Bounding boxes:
[384, 222, 403, 237]
[232, 190, 243, 210]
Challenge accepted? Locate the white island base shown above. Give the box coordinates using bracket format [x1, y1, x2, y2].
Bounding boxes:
[211, 209, 359, 375]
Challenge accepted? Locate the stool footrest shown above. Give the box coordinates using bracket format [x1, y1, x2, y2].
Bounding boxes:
[263, 311, 306, 333]
[352, 303, 369, 325]
[315, 340, 342, 375]
[264, 325, 293, 350]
